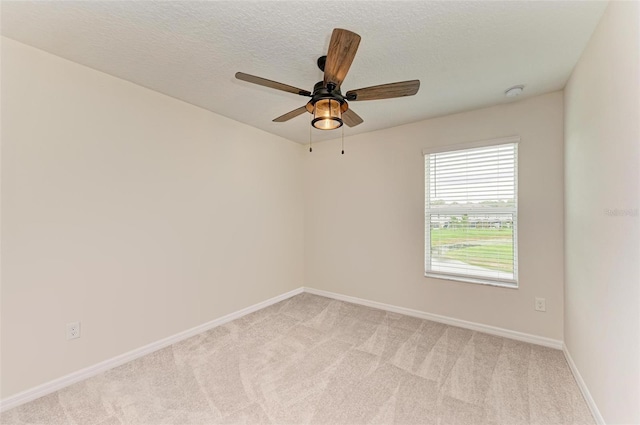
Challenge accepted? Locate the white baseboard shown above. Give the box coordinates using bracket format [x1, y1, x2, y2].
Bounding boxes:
[303, 287, 563, 350]
[0, 287, 303, 413]
[563, 344, 605, 425]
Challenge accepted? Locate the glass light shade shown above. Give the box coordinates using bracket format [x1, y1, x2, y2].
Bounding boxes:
[312, 98, 343, 130]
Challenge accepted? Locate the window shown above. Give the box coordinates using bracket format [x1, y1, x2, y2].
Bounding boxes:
[424, 137, 518, 287]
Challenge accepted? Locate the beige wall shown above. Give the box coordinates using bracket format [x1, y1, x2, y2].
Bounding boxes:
[305, 91, 565, 340]
[564, 1, 640, 423]
[0, 38, 305, 398]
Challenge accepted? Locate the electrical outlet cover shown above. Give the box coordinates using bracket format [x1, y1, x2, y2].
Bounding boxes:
[66, 321, 81, 339]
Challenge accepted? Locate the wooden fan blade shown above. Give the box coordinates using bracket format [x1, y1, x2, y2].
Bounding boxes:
[342, 108, 364, 127]
[346, 80, 420, 101]
[235, 72, 311, 97]
[323, 29, 361, 88]
[273, 106, 308, 122]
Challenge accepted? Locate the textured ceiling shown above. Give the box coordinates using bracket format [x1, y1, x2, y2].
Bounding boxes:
[1, 1, 607, 144]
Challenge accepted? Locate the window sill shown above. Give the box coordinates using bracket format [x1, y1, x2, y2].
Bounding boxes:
[425, 272, 518, 289]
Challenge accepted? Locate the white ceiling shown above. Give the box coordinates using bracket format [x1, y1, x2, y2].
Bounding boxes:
[1, 1, 607, 144]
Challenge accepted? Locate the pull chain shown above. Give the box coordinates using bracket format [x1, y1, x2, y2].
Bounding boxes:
[309, 118, 313, 153]
[341, 125, 345, 155]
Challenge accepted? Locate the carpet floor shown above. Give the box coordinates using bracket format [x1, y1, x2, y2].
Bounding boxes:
[1, 293, 594, 425]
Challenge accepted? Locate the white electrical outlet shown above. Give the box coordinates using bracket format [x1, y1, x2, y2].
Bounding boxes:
[66, 321, 81, 340]
[535, 298, 546, 312]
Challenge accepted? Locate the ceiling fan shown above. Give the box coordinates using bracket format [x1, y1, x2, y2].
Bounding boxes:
[235, 28, 420, 131]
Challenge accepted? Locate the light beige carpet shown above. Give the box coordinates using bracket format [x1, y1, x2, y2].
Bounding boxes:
[1, 293, 594, 425]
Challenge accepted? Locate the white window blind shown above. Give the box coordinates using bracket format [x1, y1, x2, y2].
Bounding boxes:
[424, 138, 518, 287]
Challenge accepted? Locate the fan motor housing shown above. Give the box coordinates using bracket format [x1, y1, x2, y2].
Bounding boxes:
[305, 81, 349, 113]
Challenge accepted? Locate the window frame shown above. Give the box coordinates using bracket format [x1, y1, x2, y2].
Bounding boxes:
[423, 136, 519, 288]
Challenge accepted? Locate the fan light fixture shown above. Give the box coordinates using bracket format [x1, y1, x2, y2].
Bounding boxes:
[312, 98, 343, 130]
